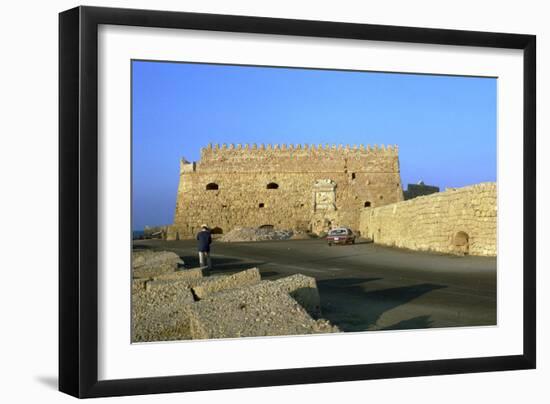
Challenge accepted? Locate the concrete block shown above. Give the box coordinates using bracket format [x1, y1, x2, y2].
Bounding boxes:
[151, 267, 203, 282]
[132, 250, 183, 278]
[132, 278, 147, 293]
[185, 282, 338, 340]
[271, 274, 321, 317]
[191, 267, 261, 299]
[132, 279, 194, 342]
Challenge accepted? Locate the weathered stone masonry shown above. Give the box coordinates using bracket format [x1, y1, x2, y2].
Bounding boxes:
[359, 183, 496, 256]
[168, 143, 404, 239]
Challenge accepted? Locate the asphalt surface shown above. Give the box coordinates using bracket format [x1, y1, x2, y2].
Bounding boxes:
[134, 238, 497, 332]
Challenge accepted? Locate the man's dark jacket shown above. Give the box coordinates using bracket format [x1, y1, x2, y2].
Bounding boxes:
[196, 230, 212, 252]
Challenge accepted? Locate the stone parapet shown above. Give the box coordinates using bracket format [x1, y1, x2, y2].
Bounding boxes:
[359, 182, 497, 256]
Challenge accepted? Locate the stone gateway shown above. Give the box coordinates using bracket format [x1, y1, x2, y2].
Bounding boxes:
[167, 143, 404, 239]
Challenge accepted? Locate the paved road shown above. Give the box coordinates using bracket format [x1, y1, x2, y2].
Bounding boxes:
[134, 238, 497, 332]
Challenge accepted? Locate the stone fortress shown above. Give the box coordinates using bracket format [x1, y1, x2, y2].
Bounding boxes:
[166, 143, 496, 257]
[168, 143, 404, 239]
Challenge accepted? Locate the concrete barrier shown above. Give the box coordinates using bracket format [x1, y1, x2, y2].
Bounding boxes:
[132, 250, 184, 278]
[151, 267, 203, 282]
[132, 279, 194, 342]
[132, 278, 147, 293]
[191, 268, 261, 299]
[271, 274, 321, 317]
[185, 281, 338, 339]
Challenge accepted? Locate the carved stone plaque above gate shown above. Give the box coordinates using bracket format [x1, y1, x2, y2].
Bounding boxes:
[313, 179, 336, 212]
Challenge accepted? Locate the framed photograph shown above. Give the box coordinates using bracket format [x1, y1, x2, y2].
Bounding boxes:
[59, 6, 536, 398]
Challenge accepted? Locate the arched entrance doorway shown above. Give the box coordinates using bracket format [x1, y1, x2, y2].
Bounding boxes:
[211, 227, 223, 235]
[452, 231, 469, 255]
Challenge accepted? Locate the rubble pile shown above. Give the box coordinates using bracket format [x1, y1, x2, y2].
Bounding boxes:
[219, 227, 294, 242]
[290, 231, 315, 240]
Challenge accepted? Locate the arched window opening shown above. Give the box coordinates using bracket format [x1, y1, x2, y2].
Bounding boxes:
[206, 182, 219, 190]
[259, 203, 265, 208]
[266, 182, 279, 189]
[259, 224, 274, 230]
[364, 201, 372, 207]
[351, 173, 356, 180]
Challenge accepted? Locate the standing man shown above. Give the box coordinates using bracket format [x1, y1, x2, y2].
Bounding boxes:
[196, 224, 212, 273]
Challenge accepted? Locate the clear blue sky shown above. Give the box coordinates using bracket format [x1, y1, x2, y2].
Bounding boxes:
[132, 60, 496, 231]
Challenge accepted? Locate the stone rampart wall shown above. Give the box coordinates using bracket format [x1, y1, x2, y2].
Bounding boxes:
[170, 144, 404, 239]
[359, 183, 496, 256]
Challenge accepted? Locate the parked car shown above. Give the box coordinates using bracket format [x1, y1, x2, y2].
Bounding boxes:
[326, 227, 356, 246]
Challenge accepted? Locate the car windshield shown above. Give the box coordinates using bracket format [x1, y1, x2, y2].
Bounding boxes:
[329, 229, 348, 236]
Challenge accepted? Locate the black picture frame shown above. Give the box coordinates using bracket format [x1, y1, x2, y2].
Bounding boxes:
[59, 5, 536, 398]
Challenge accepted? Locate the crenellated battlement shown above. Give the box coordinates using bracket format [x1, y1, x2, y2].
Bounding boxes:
[200, 143, 399, 160]
[177, 142, 401, 175]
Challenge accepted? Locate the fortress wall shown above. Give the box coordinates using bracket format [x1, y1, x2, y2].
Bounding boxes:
[359, 183, 496, 256]
[197, 144, 399, 173]
[170, 145, 403, 239]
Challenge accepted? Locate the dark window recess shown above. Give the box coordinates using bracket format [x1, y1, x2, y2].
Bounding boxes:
[351, 173, 356, 180]
[259, 203, 265, 208]
[364, 201, 371, 207]
[206, 183, 219, 190]
[266, 182, 279, 189]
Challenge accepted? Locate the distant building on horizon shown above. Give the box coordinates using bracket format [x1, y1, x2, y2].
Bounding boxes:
[403, 181, 440, 200]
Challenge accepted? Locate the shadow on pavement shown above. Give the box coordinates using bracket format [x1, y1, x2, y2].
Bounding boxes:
[380, 315, 434, 330]
[257, 271, 282, 279]
[132, 243, 153, 250]
[318, 279, 447, 332]
[317, 277, 382, 288]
